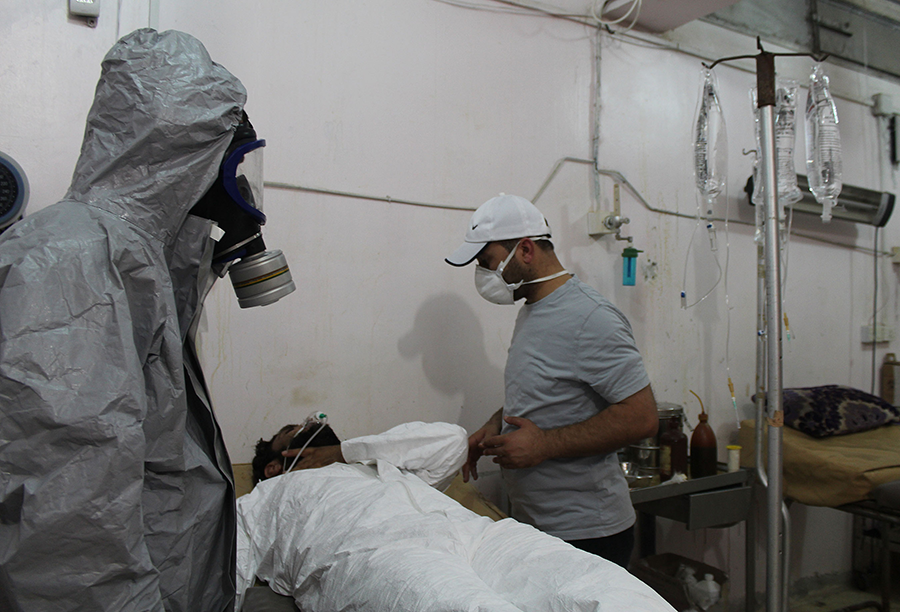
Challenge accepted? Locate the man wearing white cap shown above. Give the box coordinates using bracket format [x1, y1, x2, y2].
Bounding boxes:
[446, 194, 658, 568]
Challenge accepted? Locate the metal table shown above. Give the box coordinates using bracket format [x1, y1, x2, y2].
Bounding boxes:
[631, 468, 752, 531]
[631, 467, 755, 612]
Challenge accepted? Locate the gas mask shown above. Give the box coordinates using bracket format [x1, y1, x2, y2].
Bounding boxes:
[192, 113, 296, 308]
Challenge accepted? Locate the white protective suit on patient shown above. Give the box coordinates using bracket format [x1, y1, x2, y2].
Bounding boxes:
[236, 422, 674, 612]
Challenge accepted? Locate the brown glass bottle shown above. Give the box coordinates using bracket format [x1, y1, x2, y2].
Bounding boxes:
[659, 417, 687, 482]
[690, 412, 718, 478]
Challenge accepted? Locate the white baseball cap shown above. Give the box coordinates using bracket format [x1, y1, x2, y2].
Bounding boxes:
[445, 194, 551, 266]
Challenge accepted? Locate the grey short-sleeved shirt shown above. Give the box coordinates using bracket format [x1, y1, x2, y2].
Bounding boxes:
[501, 276, 650, 540]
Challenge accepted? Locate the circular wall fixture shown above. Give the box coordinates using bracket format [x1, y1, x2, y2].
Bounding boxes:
[0, 151, 29, 232]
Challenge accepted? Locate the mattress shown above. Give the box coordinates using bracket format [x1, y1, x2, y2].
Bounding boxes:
[738, 420, 900, 507]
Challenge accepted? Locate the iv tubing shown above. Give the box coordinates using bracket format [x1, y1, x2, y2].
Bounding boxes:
[782, 207, 795, 343]
[680, 193, 723, 310]
[722, 179, 740, 426]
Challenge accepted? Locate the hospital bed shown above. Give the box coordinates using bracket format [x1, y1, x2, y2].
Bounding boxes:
[232, 464, 506, 612]
[737, 385, 900, 612]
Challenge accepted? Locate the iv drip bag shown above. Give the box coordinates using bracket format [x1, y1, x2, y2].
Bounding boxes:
[694, 68, 728, 213]
[774, 81, 802, 206]
[750, 80, 802, 237]
[804, 63, 842, 223]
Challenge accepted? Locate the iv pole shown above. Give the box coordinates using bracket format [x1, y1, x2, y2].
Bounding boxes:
[704, 39, 827, 612]
[758, 47, 786, 612]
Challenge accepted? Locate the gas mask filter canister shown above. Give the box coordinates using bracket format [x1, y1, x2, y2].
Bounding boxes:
[228, 249, 295, 308]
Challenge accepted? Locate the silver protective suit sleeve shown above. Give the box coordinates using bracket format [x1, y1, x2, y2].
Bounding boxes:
[0, 29, 246, 612]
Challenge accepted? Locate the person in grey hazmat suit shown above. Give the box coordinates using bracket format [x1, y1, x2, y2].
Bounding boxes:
[0, 29, 294, 611]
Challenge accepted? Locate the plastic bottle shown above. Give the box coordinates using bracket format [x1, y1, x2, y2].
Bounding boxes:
[688, 574, 722, 610]
[694, 68, 728, 217]
[659, 416, 687, 482]
[690, 412, 718, 479]
[805, 63, 842, 223]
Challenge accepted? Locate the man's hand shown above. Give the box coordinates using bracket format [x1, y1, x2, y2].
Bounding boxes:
[480, 416, 549, 470]
[282, 445, 344, 471]
[462, 419, 501, 482]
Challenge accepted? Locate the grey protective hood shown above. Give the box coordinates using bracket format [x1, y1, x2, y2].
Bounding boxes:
[0, 29, 247, 612]
[68, 28, 245, 251]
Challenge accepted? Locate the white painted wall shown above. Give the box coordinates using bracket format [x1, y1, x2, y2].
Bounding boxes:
[4, 0, 899, 599]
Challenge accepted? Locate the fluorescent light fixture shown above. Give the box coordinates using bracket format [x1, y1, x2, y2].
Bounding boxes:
[744, 174, 895, 227]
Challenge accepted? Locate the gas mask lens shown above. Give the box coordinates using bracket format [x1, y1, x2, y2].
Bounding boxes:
[223, 140, 266, 220]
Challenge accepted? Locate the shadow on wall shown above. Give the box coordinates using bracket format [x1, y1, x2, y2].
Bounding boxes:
[398, 293, 504, 434]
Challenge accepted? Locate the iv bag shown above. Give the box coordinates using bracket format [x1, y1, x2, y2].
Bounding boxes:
[694, 68, 728, 216]
[804, 64, 842, 223]
[775, 81, 802, 205]
[750, 80, 801, 237]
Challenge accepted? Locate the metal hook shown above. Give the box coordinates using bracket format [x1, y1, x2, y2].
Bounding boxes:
[701, 38, 830, 71]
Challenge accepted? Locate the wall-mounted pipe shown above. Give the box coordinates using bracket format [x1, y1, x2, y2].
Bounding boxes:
[264, 181, 476, 212]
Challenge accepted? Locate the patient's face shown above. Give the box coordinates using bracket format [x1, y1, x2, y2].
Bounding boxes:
[264, 423, 320, 479]
[262, 425, 302, 480]
[271, 424, 301, 452]
[260, 422, 342, 481]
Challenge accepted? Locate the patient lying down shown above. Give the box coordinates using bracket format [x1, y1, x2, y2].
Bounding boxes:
[237, 421, 674, 612]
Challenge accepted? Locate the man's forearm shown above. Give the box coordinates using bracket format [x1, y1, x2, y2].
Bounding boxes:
[542, 385, 657, 459]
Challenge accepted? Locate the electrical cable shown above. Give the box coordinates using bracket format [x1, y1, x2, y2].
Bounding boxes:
[872, 227, 879, 395]
[589, 0, 642, 33]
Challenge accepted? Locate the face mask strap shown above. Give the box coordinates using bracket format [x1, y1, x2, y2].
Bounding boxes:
[521, 269, 570, 286]
[494, 238, 524, 279]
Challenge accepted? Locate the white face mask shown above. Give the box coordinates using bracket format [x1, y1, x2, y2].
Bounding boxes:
[474, 239, 570, 305]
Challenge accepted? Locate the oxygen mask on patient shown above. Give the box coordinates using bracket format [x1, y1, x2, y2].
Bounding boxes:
[282, 412, 329, 474]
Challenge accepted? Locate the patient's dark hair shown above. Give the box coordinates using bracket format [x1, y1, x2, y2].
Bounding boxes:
[251, 424, 342, 485]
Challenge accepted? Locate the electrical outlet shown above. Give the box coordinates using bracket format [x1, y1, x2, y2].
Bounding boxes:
[862, 324, 895, 344]
[892, 246, 900, 264]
